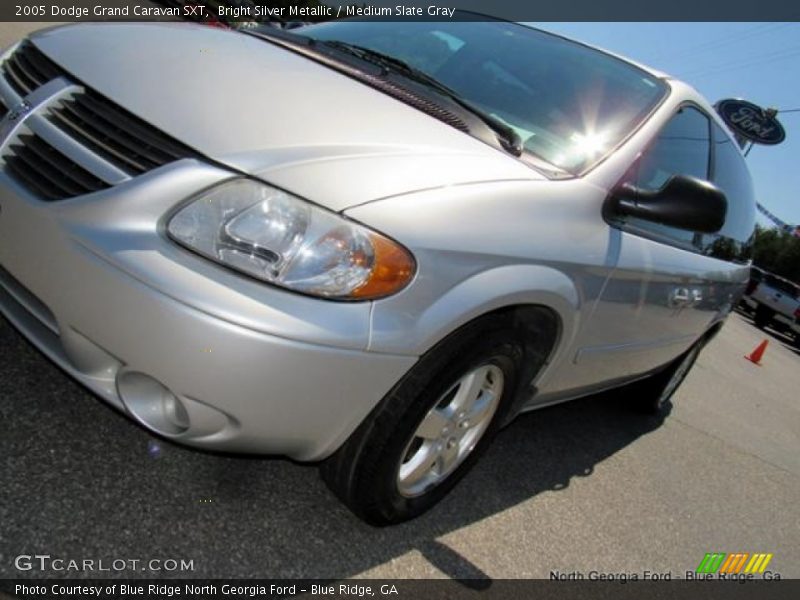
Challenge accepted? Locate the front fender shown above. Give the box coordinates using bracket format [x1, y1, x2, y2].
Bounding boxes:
[369, 264, 581, 360]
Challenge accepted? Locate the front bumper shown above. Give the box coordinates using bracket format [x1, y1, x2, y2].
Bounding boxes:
[0, 162, 416, 461]
[773, 312, 796, 332]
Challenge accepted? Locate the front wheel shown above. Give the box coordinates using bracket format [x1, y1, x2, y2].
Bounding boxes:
[320, 317, 525, 525]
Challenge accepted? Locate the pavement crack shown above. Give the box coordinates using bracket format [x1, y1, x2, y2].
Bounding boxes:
[669, 415, 799, 479]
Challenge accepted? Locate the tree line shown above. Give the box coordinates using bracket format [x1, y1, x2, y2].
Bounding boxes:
[752, 224, 800, 284]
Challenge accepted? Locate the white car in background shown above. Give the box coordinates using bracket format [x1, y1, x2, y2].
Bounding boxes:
[741, 267, 800, 345]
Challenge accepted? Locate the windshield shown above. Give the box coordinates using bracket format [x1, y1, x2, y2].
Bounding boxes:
[296, 20, 668, 173]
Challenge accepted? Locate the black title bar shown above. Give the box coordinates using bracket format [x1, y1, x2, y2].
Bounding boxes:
[2, 579, 800, 600]
[2, 0, 800, 22]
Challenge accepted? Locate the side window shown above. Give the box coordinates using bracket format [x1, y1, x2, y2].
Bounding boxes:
[626, 106, 711, 247]
[636, 107, 711, 190]
[697, 123, 756, 261]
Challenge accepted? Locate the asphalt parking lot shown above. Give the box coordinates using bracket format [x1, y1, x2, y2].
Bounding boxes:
[1, 21, 799, 583]
[1, 308, 799, 579]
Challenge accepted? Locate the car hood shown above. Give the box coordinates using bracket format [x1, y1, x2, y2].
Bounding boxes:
[30, 23, 542, 211]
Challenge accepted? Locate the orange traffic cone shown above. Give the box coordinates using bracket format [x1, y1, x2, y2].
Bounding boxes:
[745, 339, 769, 365]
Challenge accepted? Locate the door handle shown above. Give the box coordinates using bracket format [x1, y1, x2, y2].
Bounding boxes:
[669, 287, 691, 308]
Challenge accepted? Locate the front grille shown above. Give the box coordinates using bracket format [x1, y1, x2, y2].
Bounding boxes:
[2, 42, 66, 97]
[48, 90, 199, 176]
[5, 133, 110, 201]
[0, 41, 199, 201]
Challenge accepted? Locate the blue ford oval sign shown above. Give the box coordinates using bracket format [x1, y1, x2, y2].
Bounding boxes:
[716, 99, 786, 145]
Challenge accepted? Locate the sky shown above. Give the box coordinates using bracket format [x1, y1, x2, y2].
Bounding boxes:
[537, 23, 800, 229]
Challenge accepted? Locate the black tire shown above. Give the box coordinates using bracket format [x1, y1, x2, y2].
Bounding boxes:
[629, 340, 704, 415]
[320, 315, 526, 525]
[736, 300, 752, 315]
[754, 305, 773, 330]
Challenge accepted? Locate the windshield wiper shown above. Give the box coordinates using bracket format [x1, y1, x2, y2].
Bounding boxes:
[319, 41, 523, 157]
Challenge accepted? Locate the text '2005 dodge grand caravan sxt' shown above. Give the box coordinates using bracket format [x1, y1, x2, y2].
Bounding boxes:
[0, 18, 754, 524]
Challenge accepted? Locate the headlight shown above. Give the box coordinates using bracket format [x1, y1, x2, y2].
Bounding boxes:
[167, 179, 415, 300]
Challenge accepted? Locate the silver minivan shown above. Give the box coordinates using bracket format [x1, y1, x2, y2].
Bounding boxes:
[0, 18, 754, 524]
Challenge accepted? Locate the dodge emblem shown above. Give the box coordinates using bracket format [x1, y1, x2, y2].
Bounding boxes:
[7, 100, 32, 123]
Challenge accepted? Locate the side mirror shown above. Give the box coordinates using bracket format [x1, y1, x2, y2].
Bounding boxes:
[607, 174, 728, 234]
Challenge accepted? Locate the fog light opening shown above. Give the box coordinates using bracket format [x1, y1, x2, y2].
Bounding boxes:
[117, 371, 190, 436]
[163, 391, 190, 430]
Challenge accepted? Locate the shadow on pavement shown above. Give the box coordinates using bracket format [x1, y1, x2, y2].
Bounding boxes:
[0, 317, 665, 579]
